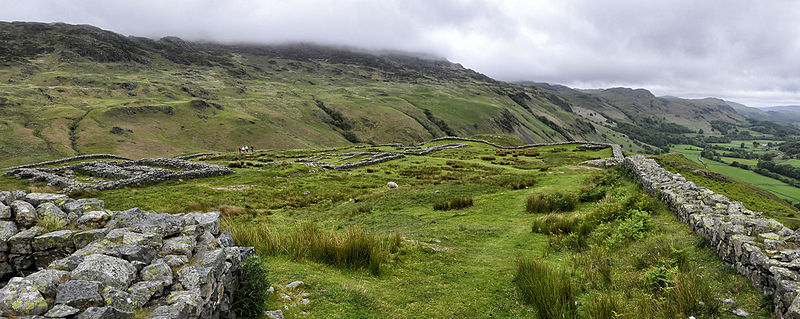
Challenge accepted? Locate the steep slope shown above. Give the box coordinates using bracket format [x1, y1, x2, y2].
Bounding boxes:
[727, 101, 800, 123]
[0, 22, 608, 166]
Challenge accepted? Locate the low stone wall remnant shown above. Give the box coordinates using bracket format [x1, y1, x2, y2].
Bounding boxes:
[624, 154, 800, 318]
[5, 158, 234, 194]
[0, 189, 253, 318]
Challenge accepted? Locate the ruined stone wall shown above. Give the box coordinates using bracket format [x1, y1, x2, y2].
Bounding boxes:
[0, 190, 252, 318]
[417, 136, 624, 160]
[3, 154, 132, 170]
[624, 155, 800, 318]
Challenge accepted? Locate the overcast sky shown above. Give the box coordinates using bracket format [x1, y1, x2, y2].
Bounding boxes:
[2, 0, 799, 107]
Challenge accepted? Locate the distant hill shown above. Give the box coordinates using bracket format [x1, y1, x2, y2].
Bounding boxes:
[763, 105, 800, 112]
[727, 101, 800, 123]
[0, 21, 753, 166]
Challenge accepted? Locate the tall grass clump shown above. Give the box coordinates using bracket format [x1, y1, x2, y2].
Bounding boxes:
[224, 221, 399, 275]
[580, 293, 621, 319]
[526, 192, 578, 214]
[233, 255, 270, 318]
[514, 257, 577, 319]
[433, 197, 473, 211]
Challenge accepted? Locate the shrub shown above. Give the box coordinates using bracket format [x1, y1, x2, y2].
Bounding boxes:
[578, 184, 606, 203]
[597, 209, 650, 248]
[526, 193, 578, 214]
[642, 262, 676, 293]
[233, 255, 270, 318]
[514, 258, 577, 319]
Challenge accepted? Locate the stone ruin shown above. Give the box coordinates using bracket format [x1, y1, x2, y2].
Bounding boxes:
[4, 158, 234, 194]
[625, 155, 800, 318]
[0, 189, 252, 319]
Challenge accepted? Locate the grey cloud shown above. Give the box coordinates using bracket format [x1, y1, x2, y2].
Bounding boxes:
[1, 0, 799, 106]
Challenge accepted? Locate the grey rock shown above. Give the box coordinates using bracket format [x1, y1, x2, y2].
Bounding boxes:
[64, 199, 104, 220]
[33, 230, 75, 251]
[0, 191, 11, 206]
[26, 269, 69, 299]
[9, 226, 44, 254]
[733, 308, 749, 317]
[48, 255, 84, 271]
[195, 231, 219, 252]
[72, 240, 119, 257]
[56, 280, 103, 308]
[184, 212, 220, 236]
[163, 254, 189, 268]
[44, 304, 80, 318]
[115, 244, 156, 263]
[300, 298, 310, 305]
[0, 277, 49, 316]
[0, 262, 13, 278]
[139, 259, 173, 287]
[176, 265, 213, 290]
[109, 209, 182, 237]
[159, 235, 195, 258]
[264, 310, 285, 319]
[73, 228, 108, 249]
[12, 190, 27, 203]
[127, 280, 165, 304]
[36, 202, 67, 222]
[0, 220, 18, 251]
[25, 193, 68, 207]
[76, 306, 131, 319]
[166, 289, 202, 317]
[150, 304, 191, 319]
[71, 254, 137, 290]
[286, 280, 304, 289]
[101, 288, 136, 311]
[34, 248, 73, 269]
[76, 211, 110, 229]
[11, 200, 37, 227]
[0, 202, 10, 219]
[10, 253, 34, 271]
[194, 249, 226, 275]
[218, 231, 234, 247]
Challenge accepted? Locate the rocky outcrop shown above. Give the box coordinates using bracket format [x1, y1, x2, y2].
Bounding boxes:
[5, 158, 234, 194]
[0, 190, 253, 318]
[624, 155, 800, 318]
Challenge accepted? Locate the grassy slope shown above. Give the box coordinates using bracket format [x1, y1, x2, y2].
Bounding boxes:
[0, 143, 771, 318]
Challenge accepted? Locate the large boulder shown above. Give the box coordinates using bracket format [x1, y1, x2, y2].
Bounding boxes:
[26, 268, 70, 299]
[33, 230, 75, 251]
[36, 202, 68, 222]
[11, 200, 37, 227]
[71, 254, 137, 290]
[9, 226, 44, 254]
[73, 228, 109, 249]
[0, 220, 18, 251]
[0, 277, 49, 316]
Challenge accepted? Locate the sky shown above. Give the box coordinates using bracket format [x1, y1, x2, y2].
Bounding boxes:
[2, 0, 799, 107]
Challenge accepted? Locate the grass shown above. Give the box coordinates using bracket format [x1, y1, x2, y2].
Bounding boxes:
[0, 142, 773, 318]
[526, 192, 578, 214]
[514, 257, 577, 319]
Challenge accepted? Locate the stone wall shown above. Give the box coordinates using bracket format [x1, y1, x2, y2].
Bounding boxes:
[5, 158, 234, 194]
[0, 190, 252, 318]
[624, 155, 800, 318]
[2, 154, 132, 170]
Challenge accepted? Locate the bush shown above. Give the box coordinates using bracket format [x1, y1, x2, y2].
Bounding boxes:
[596, 209, 650, 248]
[642, 262, 676, 293]
[578, 184, 606, 202]
[526, 193, 578, 214]
[233, 255, 270, 318]
[514, 258, 577, 319]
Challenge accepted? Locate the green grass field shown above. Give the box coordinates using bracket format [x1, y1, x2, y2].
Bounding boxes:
[0, 142, 774, 318]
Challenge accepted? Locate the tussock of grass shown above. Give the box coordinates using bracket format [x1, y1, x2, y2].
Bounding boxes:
[581, 293, 620, 319]
[433, 197, 473, 211]
[514, 258, 577, 319]
[37, 214, 69, 232]
[526, 192, 577, 214]
[224, 221, 399, 275]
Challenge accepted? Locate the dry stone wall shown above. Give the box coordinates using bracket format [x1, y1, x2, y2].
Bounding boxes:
[0, 190, 252, 319]
[625, 155, 800, 318]
[5, 158, 234, 194]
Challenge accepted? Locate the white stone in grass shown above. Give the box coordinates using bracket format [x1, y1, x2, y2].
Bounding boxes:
[387, 182, 398, 189]
[286, 280, 304, 289]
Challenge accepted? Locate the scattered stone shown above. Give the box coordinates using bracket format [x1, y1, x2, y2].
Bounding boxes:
[286, 280, 304, 289]
[76, 210, 111, 229]
[733, 308, 749, 317]
[300, 298, 310, 305]
[265, 310, 285, 319]
[387, 182, 398, 189]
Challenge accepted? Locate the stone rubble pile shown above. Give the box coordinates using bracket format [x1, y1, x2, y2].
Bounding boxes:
[5, 158, 234, 194]
[625, 155, 800, 318]
[0, 189, 252, 318]
[291, 143, 468, 170]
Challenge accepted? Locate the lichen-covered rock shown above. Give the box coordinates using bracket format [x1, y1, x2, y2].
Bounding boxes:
[184, 212, 220, 236]
[0, 202, 10, 220]
[36, 202, 67, 222]
[160, 235, 195, 258]
[44, 304, 80, 318]
[0, 220, 18, 251]
[0, 277, 49, 316]
[163, 254, 189, 268]
[140, 259, 173, 287]
[9, 227, 44, 254]
[101, 288, 136, 311]
[115, 244, 156, 264]
[73, 228, 108, 249]
[26, 269, 69, 299]
[33, 230, 75, 251]
[0, 191, 11, 206]
[176, 265, 213, 291]
[25, 193, 69, 208]
[218, 231, 234, 247]
[108, 209, 183, 237]
[166, 289, 203, 317]
[64, 199, 104, 222]
[76, 210, 110, 229]
[11, 200, 37, 227]
[71, 254, 136, 290]
[48, 255, 84, 271]
[76, 306, 132, 319]
[56, 280, 104, 308]
[72, 240, 120, 258]
[127, 280, 165, 305]
[150, 304, 192, 319]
